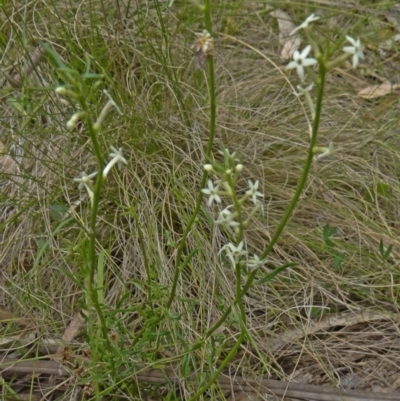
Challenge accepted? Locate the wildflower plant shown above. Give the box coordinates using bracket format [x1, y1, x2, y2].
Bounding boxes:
[45, 44, 127, 392]
[179, 11, 367, 401]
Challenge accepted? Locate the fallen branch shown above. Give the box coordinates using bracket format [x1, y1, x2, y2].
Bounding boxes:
[1, 358, 398, 401]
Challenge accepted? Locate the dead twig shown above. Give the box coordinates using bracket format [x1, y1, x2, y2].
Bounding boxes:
[1, 358, 398, 401]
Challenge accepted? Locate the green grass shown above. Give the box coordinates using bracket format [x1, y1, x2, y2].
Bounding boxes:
[1, 0, 400, 400]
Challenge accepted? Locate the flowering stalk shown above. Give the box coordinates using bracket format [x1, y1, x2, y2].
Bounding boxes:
[192, 68, 328, 401]
[194, 19, 353, 398]
[165, 5, 217, 309]
[48, 46, 127, 380]
[52, 63, 111, 394]
[189, 165, 267, 399]
[222, 172, 247, 322]
[238, 19, 365, 319]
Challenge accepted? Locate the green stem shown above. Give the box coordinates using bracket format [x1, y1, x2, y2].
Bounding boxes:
[166, 0, 216, 309]
[235, 264, 246, 322]
[187, 331, 246, 401]
[80, 98, 115, 375]
[241, 65, 327, 297]
[225, 174, 247, 323]
[206, 304, 232, 339]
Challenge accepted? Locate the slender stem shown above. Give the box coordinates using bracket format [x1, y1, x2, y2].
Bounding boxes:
[205, 304, 232, 338]
[235, 265, 246, 322]
[85, 121, 104, 284]
[187, 331, 246, 401]
[166, 247, 200, 310]
[79, 96, 115, 374]
[224, 174, 247, 323]
[241, 65, 327, 297]
[166, 0, 216, 309]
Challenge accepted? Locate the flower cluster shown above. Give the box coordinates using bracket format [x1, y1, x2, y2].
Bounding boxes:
[286, 15, 365, 84]
[285, 15, 365, 160]
[55, 87, 127, 205]
[202, 149, 265, 271]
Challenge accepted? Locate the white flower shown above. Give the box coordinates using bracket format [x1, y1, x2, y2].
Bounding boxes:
[203, 164, 214, 172]
[245, 180, 264, 205]
[315, 141, 334, 160]
[73, 171, 97, 206]
[297, 83, 314, 96]
[55, 86, 78, 98]
[343, 36, 364, 68]
[194, 30, 213, 55]
[296, 84, 315, 120]
[218, 148, 239, 162]
[290, 14, 320, 35]
[222, 241, 248, 265]
[73, 171, 97, 191]
[193, 30, 214, 69]
[93, 92, 123, 131]
[216, 206, 239, 229]
[286, 45, 317, 83]
[247, 254, 265, 271]
[55, 86, 67, 95]
[103, 89, 123, 115]
[202, 180, 222, 206]
[103, 146, 127, 178]
[86, 186, 94, 206]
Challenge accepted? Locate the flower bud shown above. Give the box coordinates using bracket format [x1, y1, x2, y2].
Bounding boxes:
[66, 112, 85, 130]
[55, 87, 79, 99]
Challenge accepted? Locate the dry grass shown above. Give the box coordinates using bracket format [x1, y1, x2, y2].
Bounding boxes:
[1, 0, 400, 400]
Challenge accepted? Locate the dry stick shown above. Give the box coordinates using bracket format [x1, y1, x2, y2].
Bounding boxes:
[1, 359, 398, 401]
